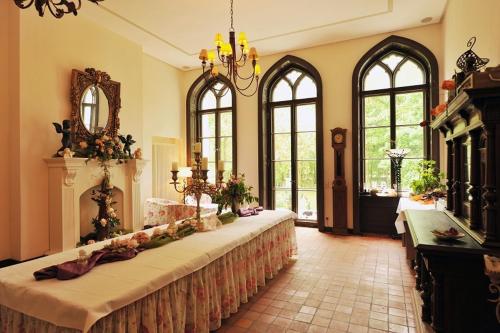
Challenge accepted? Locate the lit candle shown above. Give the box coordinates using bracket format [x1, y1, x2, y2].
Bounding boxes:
[218, 160, 224, 172]
[202, 157, 208, 170]
[171, 161, 178, 171]
[193, 142, 201, 153]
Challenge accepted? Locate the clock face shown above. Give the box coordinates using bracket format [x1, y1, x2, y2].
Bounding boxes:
[334, 133, 344, 144]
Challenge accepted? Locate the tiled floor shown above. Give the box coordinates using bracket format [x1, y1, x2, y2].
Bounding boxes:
[216, 227, 417, 333]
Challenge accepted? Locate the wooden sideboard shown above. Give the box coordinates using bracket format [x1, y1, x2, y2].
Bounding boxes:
[403, 66, 500, 332]
[359, 195, 399, 235]
[405, 210, 499, 333]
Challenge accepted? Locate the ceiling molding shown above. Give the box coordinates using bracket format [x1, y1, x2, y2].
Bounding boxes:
[98, 0, 394, 57]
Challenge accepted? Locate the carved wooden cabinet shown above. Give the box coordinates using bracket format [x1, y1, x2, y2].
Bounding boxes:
[403, 66, 500, 332]
[431, 66, 500, 246]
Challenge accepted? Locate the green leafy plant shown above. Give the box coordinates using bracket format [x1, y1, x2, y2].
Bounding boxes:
[212, 173, 258, 213]
[410, 160, 445, 195]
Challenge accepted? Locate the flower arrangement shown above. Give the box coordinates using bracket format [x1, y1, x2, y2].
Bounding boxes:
[89, 172, 121, 241]
[212, 173, 258, 214]
[74, 133, 130, 166]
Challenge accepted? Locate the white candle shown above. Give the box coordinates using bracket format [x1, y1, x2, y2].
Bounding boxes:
[171, 161, 178, 171]
[193, 142, 201, 153]
[201, 157, 208, 170]
[218, 160, 224, 171]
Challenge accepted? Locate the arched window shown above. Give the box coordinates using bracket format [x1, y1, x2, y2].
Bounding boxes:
[259, 55, 324, 229]
[187, 76, 236, 183]
[352, 35, 439, 233]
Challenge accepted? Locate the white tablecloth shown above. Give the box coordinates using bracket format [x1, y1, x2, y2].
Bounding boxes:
[0, 209, 296, 332]
[394, 197, 445, 234]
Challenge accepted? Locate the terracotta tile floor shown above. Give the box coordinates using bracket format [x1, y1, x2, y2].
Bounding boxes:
[215, 227, 417, 333]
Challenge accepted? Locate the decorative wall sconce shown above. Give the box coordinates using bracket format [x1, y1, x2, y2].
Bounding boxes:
[14, 0, 104, 18]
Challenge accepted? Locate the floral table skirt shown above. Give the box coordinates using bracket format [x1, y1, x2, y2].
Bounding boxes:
[144, 198, 217, 226]
[0, 219, 296, 333]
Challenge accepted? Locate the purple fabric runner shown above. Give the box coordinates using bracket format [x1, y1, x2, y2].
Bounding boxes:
[34, 248, 141, 281]
[237, 206, 264, 217]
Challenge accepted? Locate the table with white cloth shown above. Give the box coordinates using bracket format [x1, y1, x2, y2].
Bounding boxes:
[394, 197, 445, 234]
[0, 209, 297, 333]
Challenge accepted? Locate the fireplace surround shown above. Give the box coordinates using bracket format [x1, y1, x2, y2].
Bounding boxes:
[44, 158, 147, 253]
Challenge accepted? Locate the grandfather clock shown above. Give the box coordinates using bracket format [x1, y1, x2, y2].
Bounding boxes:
[331, 128, 348, 234]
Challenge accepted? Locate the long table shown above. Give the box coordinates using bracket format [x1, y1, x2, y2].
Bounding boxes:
[0, 210, 297, 332]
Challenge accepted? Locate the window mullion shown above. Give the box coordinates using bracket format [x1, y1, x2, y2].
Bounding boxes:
[291, 101, 298, 213]
[390, 91, 396, 187]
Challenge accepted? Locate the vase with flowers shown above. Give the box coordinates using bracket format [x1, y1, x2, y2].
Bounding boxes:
[212, 173, 258, 214]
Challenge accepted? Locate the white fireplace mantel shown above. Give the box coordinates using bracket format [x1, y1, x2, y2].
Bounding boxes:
[44, 157, 148, 254]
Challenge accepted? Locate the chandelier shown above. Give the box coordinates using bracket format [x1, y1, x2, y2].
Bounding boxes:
[198, 0, 261, 97]
[13, 0, 104, 18]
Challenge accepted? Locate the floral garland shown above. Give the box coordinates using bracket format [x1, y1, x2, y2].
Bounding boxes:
[35, 219, 200, 280]
[74, 133, 131, 167]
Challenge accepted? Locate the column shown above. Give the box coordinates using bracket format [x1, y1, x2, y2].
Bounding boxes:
[452, 137, 462, 216]
[446, 140, 454, 211]
[469, 128, 482, 230]
[483, 123, 497, 243]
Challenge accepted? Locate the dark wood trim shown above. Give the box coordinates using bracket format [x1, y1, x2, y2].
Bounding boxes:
[258, 55, 325, 231]
[0, 259, 19, 268]
[352, 35, 440, 235]
[186, 73, 237, 174]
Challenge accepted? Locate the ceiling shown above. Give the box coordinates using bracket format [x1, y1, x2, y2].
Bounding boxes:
[80, 0, 447, 70]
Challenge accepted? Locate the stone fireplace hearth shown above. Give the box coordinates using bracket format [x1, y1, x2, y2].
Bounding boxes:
[44, 158, 147, 253]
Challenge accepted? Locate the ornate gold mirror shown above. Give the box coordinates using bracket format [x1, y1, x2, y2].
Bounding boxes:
[71, 68, 121, 142]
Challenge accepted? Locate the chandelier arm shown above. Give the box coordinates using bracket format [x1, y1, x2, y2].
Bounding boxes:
[235, 56, 247, 68]
[52, 0, 82, 9]
[234, 78, 259, 97]
[233, 74, 256, 92]
[14, 0, 35, 9]
[235, 68, 255, 80]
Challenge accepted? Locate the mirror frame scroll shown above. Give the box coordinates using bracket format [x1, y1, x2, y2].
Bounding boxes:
[70, 68, 121, 143]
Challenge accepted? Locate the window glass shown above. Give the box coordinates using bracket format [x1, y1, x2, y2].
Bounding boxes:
[395, 59, 425, 87]
[219, 88, 232, 108]
[200, 89, 216, 110]
[363, 64, 390, 91]
[271, 79, 292, 102]
[381, 53, 404, 70]
[295, 76, 317, 99]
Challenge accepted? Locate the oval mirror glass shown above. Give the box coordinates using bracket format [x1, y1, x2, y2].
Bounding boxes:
[80, 85, 109, 134]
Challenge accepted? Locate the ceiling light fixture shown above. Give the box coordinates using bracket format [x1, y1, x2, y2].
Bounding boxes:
[13, 0, 104, 18]
[199, 0, 261, 97]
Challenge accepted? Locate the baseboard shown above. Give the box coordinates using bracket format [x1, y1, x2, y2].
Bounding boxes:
[323, 226, 354, 234]
[0, 259, 20, 268]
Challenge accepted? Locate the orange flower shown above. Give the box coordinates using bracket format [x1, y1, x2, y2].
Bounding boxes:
[441, 80, 456, 90]
[431, 103, 447, 116]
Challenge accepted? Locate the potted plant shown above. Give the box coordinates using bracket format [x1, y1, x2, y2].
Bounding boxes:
[212, 173, 258, 214]
[410, 160, 445, 195]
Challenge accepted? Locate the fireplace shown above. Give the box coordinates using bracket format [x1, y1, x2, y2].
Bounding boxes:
[44, 158, 147, 253]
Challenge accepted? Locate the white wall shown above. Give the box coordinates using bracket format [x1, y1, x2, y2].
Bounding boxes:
[1, 3, 183, 260]
[141, 54, 184, 208]
[182, 23, 443, 229]
[442, 0, 500, 79]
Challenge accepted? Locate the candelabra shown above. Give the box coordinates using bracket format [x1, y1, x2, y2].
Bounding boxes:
[170, 149, 224, 224]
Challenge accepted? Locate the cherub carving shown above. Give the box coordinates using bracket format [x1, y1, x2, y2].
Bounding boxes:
[119, 134, 135, 158]
[53, 120, 72, 155]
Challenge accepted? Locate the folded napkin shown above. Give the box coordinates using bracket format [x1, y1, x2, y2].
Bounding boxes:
[237, 206, 264, 217]
[34, 248, 140, 281]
